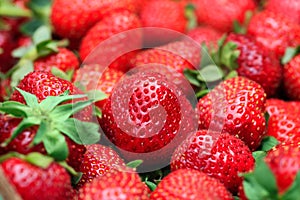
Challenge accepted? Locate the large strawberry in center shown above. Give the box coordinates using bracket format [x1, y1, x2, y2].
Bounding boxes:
[99, 71, 197, 168]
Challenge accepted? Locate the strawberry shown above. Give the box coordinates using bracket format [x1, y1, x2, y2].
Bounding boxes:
[51, 0, 141, 40]
[191, 0, 256, 32]
[197, 76, 267, 151]
[1, 154, 72, 200]
[283, 54, 300, 100]
[171, 130, 255, 193]
[78, 168, 149, 200]
[77, 144, 125, 188]
[266, 0, 300, 24]
[224, 33, 282, 97]
[140, 0, 188, 45]
[187, 26, 223, 48]
[0, 30, 16, 73]
[150, 169, 233, 200]
[34, 48, 79, 74]
[99, 71, 197, 167]
[79, 9, 142, 72]
[248, 11, 300, 59]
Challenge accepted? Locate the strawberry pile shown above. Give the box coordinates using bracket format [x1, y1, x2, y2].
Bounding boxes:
[0, 0, 300, 199]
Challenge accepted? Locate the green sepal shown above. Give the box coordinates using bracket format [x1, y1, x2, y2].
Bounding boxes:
[71, 172, 83, 185]
[252, 151, 267, 162]
[259, 136, 279, 152]
[15, 87, 39, 107]
[224, 70, 238, 80]
[87, 90, 108, 102]
[43, 130, 68, 161]
[0, 101, 31, 117]
[58, 161, 78, 177]
[126, 160, 143, 169]
[0, 0, 32, 17]
[32, 120, 48, 146]
[10, 59, 34, 88]
[20, 18, 45, 36]
[281, 171, 300, 200]
[281, 46, 300, 65]
[144, 179, 157, 191]
[94, 106, 102, 118]
[185, 3, 197, 30]
[196, 89, 209, 98]
[51, 67, 74, 82]
[183, 69, 201, 87]
[220, 42, 240, 70]
[198, 65, 223, 82]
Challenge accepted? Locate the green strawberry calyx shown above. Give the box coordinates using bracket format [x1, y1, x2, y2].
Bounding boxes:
[0, 88, 100, 161]
[281, 46, 300, 65]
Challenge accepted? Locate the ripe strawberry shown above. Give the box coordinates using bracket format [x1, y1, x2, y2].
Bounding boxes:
[79, 9, 142, 72]
[266, 0, 300, 24]
[197, 76, 266, 151]
[248, 11, 300, 58]
[150, 169, 233, 200]
[34, 48, 79, 74]
[187, 26, 223, 48]
[140, 0, 187, 45]
[51, 0, 141, 40]
[0, 78, 11, 102]
[192, 0, 256, 32]
[1, 156, 72, 200]
[283, 54, 300, 100]
[77, 144, 125, 188]
[99, 71, 197, 166]
[171, 130, 255, 193]
[265, 142, 300, 194]
[225, 33, 282, 97]
[78, 168, 149, 200]
[0, 30, 16, 73]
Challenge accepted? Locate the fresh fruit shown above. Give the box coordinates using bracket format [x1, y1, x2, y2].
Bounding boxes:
[171, 130, 255, 193]
[150, 169, 233, 200]
[224, 33, 282, 97]
[99, 71, 197, 167]
[1, 154, 72, 200]
[192, 0, 256, 31]
[77, 144, 125, 188]
[187, 26, 223, 48]
[197, 76, 267, 151]
[78, 168, 149, 200]
[283, 54, 300, 100]
[51, 0, 141, 40]
[0, 30, 16, 73]
[248, 11, 300, 58]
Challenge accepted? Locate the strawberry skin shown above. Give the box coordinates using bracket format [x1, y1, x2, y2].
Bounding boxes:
[266, 0, 300, 24]
[78, 168, 149, 200]
[197, 76, 266, 151]
[248, 11, 300, 58]
[34, 48, 79, 73]
[192, 0, 256, 32]
[51, 0, 140, 40]
[265, 142, 300, 194]
[150, 169, 233, 200]
[1, 157, 72, 200]
[77, 144, 125, 188]
[171, 130, 255, 193]
[0, 30, 16, 73]
[187, 26, 223, 48]
[226, 33, 282, 97]
[283, 54, 300, 100]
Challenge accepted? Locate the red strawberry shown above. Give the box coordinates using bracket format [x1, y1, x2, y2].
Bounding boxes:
[77, 144, 125, 188]
[79, 9, 142, 72]
[0, 30, 16, 73]
[283, 54, 300, 100]
[34, 48, 79, 74]
[150, 169, 233, 200]
[225, 33, 282, 97]
[248, 11, 300, 58]
[51, 0, 141, 40]
[192, 0, 256, 32]
[171, 130, 255, 193]
[265, 142, 300, 194]
[187, 26, 223, 48]
[197, 76, 266, 151]
[99, 71, 197, 167]
[1, 156, 72, 200]
[266, 0, 300, 24]
[78, 168, 149, 200]
[140, 0, 188, 45]
[0, 78, 11, 102]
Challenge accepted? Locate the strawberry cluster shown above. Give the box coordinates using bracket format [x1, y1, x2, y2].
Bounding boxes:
[0, 0, 299, 199]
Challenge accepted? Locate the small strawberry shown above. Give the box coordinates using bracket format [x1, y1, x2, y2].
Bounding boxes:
[150, 169, 233, 200]
[99, 71, 197, 166]
[224, 33, 282, 97]
[0, 153, 73, 200]
[197, 76, 267, 151]
[248, 11, 300, 59]
[171, 130, 255, 193]
[265, 0, 300, 24]
[79, 9, 142, 72]
[51, 0, 141, 40]
[77, 144, 125, 188]
[283, 54, 300, 100]
[78, 168, 149, 200]
[192, 0, 256, 32]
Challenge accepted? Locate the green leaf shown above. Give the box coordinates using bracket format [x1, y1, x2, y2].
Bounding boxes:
[0, 101, 31, 117]
[259, 136, 279, 152]
[43, 130, 68, 161]
[32, 120, 48, 145]
[58, 161, 78, 176]
[185, 3, 197, 30]
[94, 106, 102, 118]
[126, 160, 143, 168]
[265, 112, 270, 125]
[12, 46, 32, 58]
[87, 90, 107, 102]
[32, 25, 51, 45]
[0, 0, 32, 17]
[183, 69, 201, 87]
[36, 41, 59, 57]
[224, 70, 238, 80]
[281, 46, 300, 65]
[71, 172, 83, 185]
[56, 118, 100, 145]
[196, 89, 210, 98]
[0, 152, 25, 163]
[20, 19, 45, 36]
[220, 42, 240, 70]
[15, 88, 39, 107]
[198, 65, 223, 82]
[200, 44, 215, 69]
[11, 59, 34, 88]
[252, 151, 267, 162]
[24, 152, 54, 169]
[51, 67, 73, 81]
[281, 171, 300, 200]
[145, 180, 157, 191]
